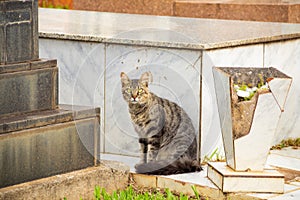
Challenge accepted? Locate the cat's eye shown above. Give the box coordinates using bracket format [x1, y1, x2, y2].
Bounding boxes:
[138, 88, 144, 93]
[126, 88, 131, 93]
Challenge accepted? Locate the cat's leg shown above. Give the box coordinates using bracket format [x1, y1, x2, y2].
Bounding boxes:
[138, 138, 148, 164]
[147, 137, 160, 162]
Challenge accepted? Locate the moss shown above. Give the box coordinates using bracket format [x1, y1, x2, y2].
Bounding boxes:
[271, 138, 300, 150]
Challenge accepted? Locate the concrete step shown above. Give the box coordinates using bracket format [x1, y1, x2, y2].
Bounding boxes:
[0, 105, 100, 188]
[0, 160, 129, 200]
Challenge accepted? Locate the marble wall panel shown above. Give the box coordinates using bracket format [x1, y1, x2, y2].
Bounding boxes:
[105, 44, 201, 157]
[39, 39, 105, 153]
[39, 39, 105, 107]
[264, 39, 300, 144]
[202, 44, 264, 159]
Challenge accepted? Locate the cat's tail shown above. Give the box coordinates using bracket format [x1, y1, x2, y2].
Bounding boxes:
[135, 159, 202, 175]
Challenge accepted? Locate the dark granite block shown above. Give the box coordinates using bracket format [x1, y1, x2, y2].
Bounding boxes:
[0, 8, 4, 65]
[0, 0, 38, 64]
[0, 60, 58, 116]
[0, 105, 100, 188]
[6, 22, 33, 63]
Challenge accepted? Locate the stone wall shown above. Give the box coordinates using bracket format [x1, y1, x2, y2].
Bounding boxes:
[70, 0, 300, 23]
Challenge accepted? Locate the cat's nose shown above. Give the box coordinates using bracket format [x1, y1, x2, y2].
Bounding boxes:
[132, 91, 138, 99]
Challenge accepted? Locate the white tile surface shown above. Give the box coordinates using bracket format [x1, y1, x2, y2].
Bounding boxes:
[201, 45, 264, 160]
[101, 153, 139, 172]
[264, 39, 300, 145]
[269, 190, 300, 200]
[267, 153, 300, 171]
[165, 167, 218, 189]
[105, 44, 201, 156]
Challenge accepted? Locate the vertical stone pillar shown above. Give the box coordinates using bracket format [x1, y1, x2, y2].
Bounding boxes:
[0, 0, 38, 64]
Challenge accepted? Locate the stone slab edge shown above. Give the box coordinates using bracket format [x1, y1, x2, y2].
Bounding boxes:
[130, 173, 226, 200]
[131, 172, 270, 200]
[0, 160, 130, 200]
[0, 59, 57, 74]
[0, 104, 100, 134]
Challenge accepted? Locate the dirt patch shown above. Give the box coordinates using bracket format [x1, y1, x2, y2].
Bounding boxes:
[275, 167, 300, 182]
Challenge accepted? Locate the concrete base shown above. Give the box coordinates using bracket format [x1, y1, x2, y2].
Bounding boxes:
[0, 160, 129, 200]
[0, 105, 100, 188]
[207, 162, 284, 194]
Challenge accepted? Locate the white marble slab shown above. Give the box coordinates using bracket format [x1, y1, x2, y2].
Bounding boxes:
[234, 93, 282, 171]
[207, 162, 284, 193]
[39, 39, 105, 152]
[105, 44, 201, 156]
[212, 67, 235, 168]
[39, 39, 105, 107]
[267, 148, 300, 171]
[201, 44, 264, 160]
[264, 39, 300, 145]
[38, 8, 300, 50]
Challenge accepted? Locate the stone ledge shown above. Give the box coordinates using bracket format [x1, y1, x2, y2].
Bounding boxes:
[0, 160, 130, 200]
[39, 8, 300, 51]
[0, 59, 57, 74]
[130, 172, 225, 200]
[0, 104, 100, 134]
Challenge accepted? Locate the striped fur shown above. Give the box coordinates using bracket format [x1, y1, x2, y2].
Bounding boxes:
[120, 72, 202, 175]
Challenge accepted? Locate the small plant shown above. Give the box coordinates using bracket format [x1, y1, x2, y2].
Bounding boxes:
[90, 185, 207, 200]
[202, 148, 225, 164]
[234, 73, 269, 101]
[271, 138, 300, 150]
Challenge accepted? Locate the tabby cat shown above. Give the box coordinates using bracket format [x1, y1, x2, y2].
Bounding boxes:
[120, 71, 202, 175]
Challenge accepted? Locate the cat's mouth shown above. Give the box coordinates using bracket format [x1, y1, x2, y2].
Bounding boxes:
[130, 99, 139, 104]
[130, 97, 139, 104]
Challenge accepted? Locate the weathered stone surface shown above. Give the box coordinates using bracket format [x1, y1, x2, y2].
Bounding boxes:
[0, 0, 38, 64]
[0, 59, 58, 116]
[0, 161, 129, 200]
[0, 104, 100, 134]
[0, 105, 100, 188]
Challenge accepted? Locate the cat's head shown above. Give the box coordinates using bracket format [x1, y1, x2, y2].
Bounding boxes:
[120, 72, 153, 106]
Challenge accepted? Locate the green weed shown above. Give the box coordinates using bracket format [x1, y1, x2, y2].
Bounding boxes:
[94, 185, 206, 200]
[203, 148, 225, 164]
[271, 138, 300, 150]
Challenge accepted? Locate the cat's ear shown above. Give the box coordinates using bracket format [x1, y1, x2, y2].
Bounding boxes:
[139, 72, 153, 87]
[120, 72, 130, 87]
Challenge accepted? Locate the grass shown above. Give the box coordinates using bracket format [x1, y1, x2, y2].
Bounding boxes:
[95, 185, 205, 200]
[271, 138, 300, 150]
[202, 148, 225, 164]
[65, 185, 207, 200]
